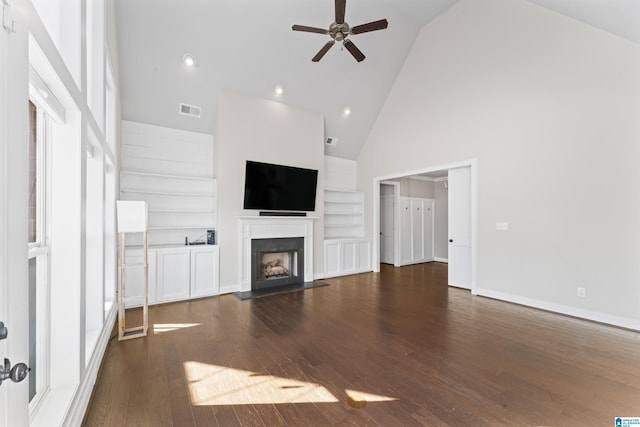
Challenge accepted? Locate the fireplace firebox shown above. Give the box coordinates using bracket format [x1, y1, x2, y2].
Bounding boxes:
[251, 237, 304, 290]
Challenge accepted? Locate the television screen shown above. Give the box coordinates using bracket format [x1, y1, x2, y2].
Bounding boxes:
[243, 161, 318, 212]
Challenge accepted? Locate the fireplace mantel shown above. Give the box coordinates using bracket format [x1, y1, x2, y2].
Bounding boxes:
[238, 216, 318, 292]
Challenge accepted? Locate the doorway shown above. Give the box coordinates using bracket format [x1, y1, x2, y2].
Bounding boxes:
[379, 181, 399, 265]
[373, 160, 476, 293]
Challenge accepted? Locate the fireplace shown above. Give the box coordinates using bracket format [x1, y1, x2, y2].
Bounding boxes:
[251, 237, 304, 290]
[238, 216, 316, 292]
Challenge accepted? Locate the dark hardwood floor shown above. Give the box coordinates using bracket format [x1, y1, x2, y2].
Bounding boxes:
[83, 262, 640, 426]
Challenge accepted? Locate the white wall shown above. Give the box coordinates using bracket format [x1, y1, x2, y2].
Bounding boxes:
[358, 0, 640, 328]
[393, 177, 435, 198]
[216, 91, 325, 291]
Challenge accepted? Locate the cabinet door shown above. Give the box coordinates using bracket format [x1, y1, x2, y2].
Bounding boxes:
[123, 249, 145, 307]
[190, 246, 219, 298]
[324, 241, 341, 277]
[341, 241, 357, 274]
[156, 248, 190, 303]
[356, 240, 371, 272]
[123, 248, 157, 306]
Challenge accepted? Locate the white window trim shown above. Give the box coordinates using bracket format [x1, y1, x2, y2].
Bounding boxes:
[26, 99, 52, 417]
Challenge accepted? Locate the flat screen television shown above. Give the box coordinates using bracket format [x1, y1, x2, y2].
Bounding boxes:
[243, 161, 318, 212]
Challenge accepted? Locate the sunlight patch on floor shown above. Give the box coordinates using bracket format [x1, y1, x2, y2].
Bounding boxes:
[152, 323, 201, 334]
[184, 361, 339, 405]
[345, 389, 397, 403]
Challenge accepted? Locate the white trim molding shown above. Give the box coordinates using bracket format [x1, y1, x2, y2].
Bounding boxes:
[476, 288, 640, 331]
[63, 305, 118, 426]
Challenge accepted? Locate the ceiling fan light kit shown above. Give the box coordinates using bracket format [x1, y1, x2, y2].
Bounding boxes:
[292, 0, 388, 62]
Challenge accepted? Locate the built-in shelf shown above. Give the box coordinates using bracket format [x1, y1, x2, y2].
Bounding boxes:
[148, 226, 212, 230]
[121, 189, 214, 197]
[148, 209, 213, 214]
[324, 189, 364, 239]
[120, 170, 217, 246]
[120, 170, 215, 182]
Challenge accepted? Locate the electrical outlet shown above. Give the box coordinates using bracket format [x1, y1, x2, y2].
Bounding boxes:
[577, 287, 586, 298]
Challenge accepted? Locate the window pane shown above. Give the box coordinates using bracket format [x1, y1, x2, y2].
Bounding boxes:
[28, 101, 37, 243]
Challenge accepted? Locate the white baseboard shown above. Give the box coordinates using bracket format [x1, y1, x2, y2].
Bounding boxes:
[63, 304, 118, 426]
[434, 257, 448, 263]
[314, 273, 325, 281]
[399, 258, 436, 267]
[476, 288, 640, 331]
[219, 283, 240, 295]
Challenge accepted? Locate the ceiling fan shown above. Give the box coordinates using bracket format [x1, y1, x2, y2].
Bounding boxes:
[292, 0, 389, 62]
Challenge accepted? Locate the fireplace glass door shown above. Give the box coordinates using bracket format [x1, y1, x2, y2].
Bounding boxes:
[251, 237, 304, 290]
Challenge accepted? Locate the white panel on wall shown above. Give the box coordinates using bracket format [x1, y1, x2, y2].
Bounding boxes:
[121, 120, 214, 178]
[325, 155, 356, 191]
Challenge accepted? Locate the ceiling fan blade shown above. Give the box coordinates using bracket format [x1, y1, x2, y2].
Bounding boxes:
[292, 24, 328, 35]
[312, 41, 335, 62]
[343, 39, 365, 62]
[335, 0, 346, 24]
[351, 19, 388, 35]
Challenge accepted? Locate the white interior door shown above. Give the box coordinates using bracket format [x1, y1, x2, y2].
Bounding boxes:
[0, 5, 31, 424]
[448, 167, 472, 289]
[380, 195, 394, 264]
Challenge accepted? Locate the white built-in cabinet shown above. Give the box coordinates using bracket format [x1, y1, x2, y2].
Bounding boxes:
[191, 245, 221, 298]
[323, 189, 372, 277]
[124, 245, 219, 306]
[155, 247, 191, 303]
[324, 239, 371, 278]
[400, 197, 435, 265]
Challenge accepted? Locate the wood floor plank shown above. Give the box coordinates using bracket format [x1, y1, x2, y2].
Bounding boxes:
[83, 262, 640, 426]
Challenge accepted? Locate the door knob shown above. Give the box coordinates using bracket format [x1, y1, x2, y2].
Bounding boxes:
[0, 358, 29, 386]
[449, 239, 453, 243]
[0, 322, 7, 341]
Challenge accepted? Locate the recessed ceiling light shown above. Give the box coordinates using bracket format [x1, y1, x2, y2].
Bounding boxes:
[183, 54, 195, 67]
[274, 85, 284, 95]
[343, 106, 351, 116]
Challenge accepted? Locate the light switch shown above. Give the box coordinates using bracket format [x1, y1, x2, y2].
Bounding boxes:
[496, 222, 509, 231]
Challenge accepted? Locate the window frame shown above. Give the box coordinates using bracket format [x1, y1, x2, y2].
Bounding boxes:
[27, 98, 52, 413]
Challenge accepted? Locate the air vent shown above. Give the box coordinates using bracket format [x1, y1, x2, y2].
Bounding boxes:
[179, 103, 201, 118]
[325, 136, 339, 146]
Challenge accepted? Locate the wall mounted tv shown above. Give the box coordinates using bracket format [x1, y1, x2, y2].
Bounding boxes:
[243, 161, 318, 213]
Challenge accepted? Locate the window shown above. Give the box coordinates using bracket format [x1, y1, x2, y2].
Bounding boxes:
[27, 100, 50, 409]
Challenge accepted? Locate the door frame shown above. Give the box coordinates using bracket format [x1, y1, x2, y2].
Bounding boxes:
[379, 181, 400, 266]
[0, 0, 31, 423]
[372, 159, 477, 294]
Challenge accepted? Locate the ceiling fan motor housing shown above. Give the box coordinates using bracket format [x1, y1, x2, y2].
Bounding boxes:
[329, 22, 350, 41]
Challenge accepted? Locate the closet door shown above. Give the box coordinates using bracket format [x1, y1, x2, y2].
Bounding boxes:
[399, 197, 412, 264]
[411, 199, 424, 261]
[423, 200, 434, 261]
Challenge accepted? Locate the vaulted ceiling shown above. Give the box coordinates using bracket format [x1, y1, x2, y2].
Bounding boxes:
[115, 0, 640, 160]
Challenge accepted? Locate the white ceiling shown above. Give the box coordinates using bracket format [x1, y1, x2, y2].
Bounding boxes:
[114, 0, 640, 160]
